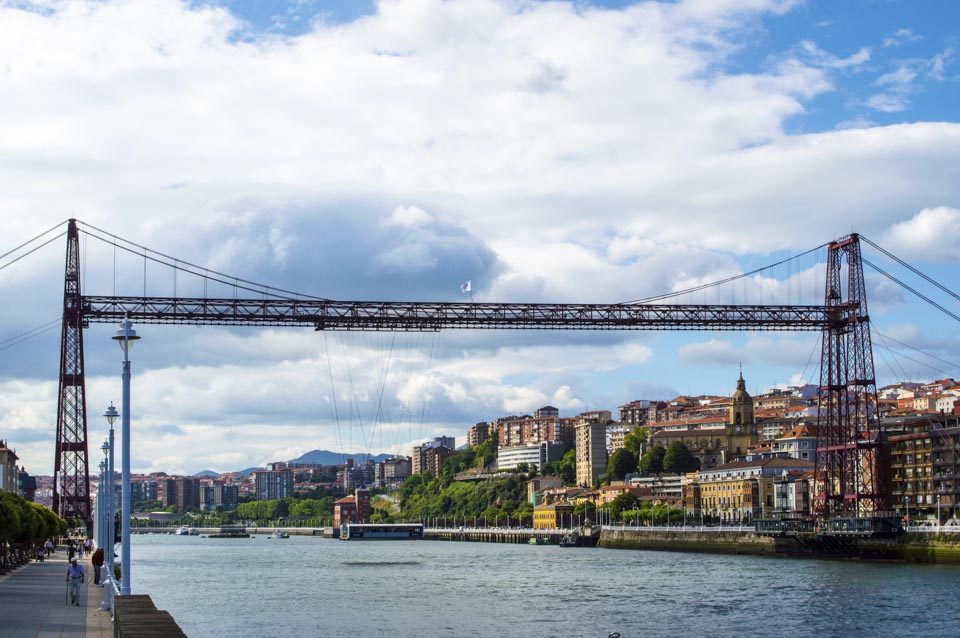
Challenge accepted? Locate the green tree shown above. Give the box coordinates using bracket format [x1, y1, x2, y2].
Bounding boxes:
[662, 441, 700, 474]
[606, 449, 639, 480]
[623, 426, 649, 457]
[543, 449, 576, 485]
[608, 492, 640, 520]
[638, 446, 666, 476]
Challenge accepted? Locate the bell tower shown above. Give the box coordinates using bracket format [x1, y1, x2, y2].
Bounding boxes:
[729, 367, 754, 428]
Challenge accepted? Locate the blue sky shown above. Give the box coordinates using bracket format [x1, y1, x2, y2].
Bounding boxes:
[0, 0, 958, 474]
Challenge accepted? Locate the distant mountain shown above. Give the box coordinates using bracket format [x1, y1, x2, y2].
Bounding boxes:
[287, 449, 393, 466]
[238, 466, 264, 477]
[193, 469, 219, 478]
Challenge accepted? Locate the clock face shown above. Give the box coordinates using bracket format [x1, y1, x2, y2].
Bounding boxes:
[735, 426, 741, 433]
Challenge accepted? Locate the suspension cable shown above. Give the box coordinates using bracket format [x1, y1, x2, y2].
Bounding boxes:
[77, 225, 327, 301]
[0, 220, 68, 262]
[873, 329, 960, 374]
[0, 231, 67, 273]
[620, 243, 827, 305]
[861, 235, 960, 305]
[862, 258, 960, 323]
[77, 220, 330, 301]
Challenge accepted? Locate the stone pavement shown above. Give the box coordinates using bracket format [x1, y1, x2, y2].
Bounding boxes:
[0, 547, 111, 638]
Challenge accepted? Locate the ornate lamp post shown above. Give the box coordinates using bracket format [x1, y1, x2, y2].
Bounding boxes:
[112, 318, 140, 596]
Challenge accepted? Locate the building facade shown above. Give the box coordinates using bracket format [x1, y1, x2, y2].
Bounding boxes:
[497, 441, 567, 471]
[412, 443, 454, 476]
[254, 469, 294, 501]
[575, 422, 607, 488]
[0, 439, 19, 493]
[157, 477, 201, 511]
[467, 422, 491, 447]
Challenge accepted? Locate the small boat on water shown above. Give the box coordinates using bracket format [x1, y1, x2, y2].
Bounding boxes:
[174, 526, 190, 536]
[528, 536, 547, 545]
[268, 530, 290, 539]
[559, 534, 577, 547]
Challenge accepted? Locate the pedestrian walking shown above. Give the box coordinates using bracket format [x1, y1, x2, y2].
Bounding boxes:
[66, 558, 85, 606]
[67, 541, 75, 562]
[44, 539, 54, 556]
[91, 547, 104, 585]
[76, 542, 83, 560]
[36, 546, 45, 562]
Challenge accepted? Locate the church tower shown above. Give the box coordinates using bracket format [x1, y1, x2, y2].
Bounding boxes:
[724, 369, 757, 460]
[729, 369, 754, 428]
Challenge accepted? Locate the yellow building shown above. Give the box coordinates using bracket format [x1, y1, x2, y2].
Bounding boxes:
[692, 457, 815, 522]
[534, 502, 574, 529]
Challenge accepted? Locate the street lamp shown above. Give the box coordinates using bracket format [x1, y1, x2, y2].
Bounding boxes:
[112, 318, 139, 597]
[99, 434, 113, 611]
[937, 494, 941, 530]
[97, 459, 106, 554]
[904, 495, 910, 529]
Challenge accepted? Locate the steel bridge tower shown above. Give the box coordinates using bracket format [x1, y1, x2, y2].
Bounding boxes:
[52, 219, 92, 529]
[815, 234, 889, 518]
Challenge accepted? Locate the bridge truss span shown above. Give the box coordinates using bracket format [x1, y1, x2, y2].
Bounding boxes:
[81, 296, 831, 331]
[51, 219, 887, 528]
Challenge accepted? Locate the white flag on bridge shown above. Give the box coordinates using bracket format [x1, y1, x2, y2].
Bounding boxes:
[460, 280, 472, 294]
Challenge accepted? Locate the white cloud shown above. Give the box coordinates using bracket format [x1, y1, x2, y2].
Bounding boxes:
[882, 28, 922, 49]
[883, 207, 960, 262]
[1, 0, 958, 474]
[866, 93, 910, 113]
[387, 206, 434, 228]
[798, 40, 870, 70]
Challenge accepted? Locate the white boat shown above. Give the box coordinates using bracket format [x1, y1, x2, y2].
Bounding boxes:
[174, 526, 190, 535]
[269, 530, 289, 539]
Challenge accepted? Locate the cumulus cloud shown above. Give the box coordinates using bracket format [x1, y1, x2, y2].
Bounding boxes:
[882, 207, 960, 262]
[2, 0, 959, 473]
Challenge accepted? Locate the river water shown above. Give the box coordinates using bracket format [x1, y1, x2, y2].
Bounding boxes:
[131, 534, 959, 638]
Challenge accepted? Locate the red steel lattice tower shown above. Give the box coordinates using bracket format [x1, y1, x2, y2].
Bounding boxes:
[814, 234, 889, 518]
[52, 219, 92, 530]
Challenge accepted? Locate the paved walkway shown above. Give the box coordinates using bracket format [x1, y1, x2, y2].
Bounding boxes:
[0, 548, 111, 638]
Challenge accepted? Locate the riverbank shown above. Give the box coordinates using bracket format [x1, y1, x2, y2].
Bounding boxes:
[599, 527, 960, 563]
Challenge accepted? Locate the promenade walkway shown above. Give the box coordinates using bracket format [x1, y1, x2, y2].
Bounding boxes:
[0, 547, 111, 638]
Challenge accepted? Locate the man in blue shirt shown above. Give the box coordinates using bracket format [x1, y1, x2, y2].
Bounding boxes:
[66, 558, 85, 606]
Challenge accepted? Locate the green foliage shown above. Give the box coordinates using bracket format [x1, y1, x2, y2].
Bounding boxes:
[573, 500, 595, 517]
[543, 449, 576, 485]
[622, 427, 649, 457]
[607, 492, 640, 520]
[638, 445, 666, 476]
[133, 499, 162, 512]
[471, 437, 497, 470]
[662, 441, 700, 474]
[0, 492, 66, 549]
[620, 504, 684, 524]
[606, 449, 639, 480]
[399, 474, 528, 522]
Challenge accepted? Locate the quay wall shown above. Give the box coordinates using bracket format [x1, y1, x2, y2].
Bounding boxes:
[599, 529, 960, 564]
[600, 529, 775, 556]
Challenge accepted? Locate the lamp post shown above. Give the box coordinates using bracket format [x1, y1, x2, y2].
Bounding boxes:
[97, 459, 106, 552]
[904, 495, 910, 530]
[937, 494, 941, 530]
[100, 433, 113, 611]
[100, 429, 114, 575]
[113, 318, 140, 596]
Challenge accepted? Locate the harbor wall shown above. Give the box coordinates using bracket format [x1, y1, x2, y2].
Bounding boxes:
[599, 529, 960, 564]
[599, 529, 775, 556]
